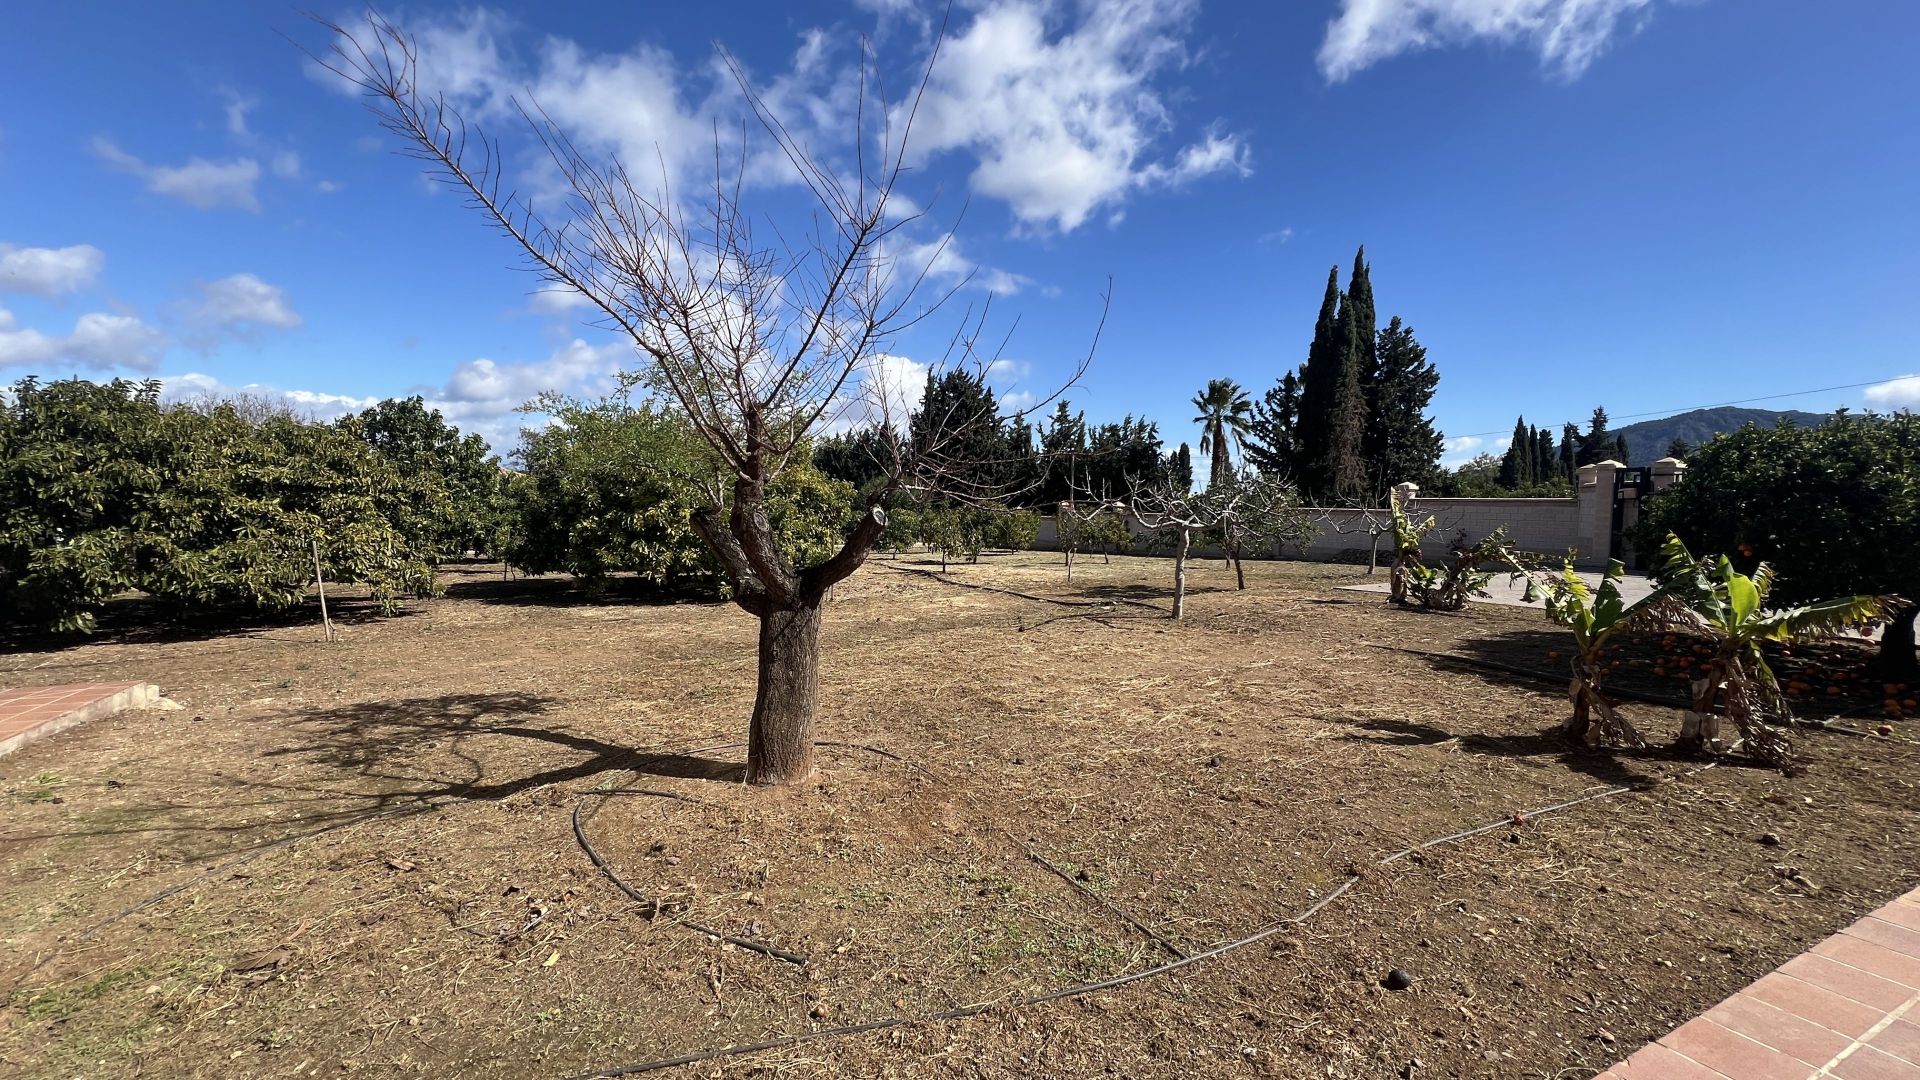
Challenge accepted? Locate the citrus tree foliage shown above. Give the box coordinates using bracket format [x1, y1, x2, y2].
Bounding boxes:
[1633, 413, 1920, 677]
[506, 394, 858, 592]
[350, 396, 508, 560]
[0, 377, 437, 633]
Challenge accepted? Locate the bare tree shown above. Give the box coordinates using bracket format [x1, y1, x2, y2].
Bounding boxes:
[1119, 473, 1311, 619]
[313, 14, 1091, 786]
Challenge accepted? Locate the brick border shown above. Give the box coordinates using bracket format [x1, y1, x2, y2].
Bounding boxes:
[0, 683, 160, 758]
[1599, 889, 1920, 1078]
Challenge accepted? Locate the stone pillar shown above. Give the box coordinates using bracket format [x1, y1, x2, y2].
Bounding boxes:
[1574, 460, 1622, 567]
[1650, 456, 1687, 493]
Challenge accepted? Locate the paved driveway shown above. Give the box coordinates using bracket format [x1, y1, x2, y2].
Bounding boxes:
[1339, 569, 1658, 609]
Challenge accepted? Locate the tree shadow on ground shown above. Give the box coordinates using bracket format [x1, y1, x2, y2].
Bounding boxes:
[1335, 715, 1656, 788]
[0, 595, 415, 656]
[1073, 582, 1231, 603]
[7, 693, 747, 852]
[438, 568, 724, 610]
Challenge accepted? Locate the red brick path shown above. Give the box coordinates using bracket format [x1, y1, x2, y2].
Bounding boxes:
[0, 683, 159, 757]
[1599, 889, 1920, 1078]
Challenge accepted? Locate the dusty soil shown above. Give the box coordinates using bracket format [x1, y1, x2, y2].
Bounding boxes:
[1, 553, 1915, 1080]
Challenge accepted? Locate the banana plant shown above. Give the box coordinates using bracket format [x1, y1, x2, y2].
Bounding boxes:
[1650, 534, 1889, 766]
[1386, 492, 1435, 605]
[1535, 558, 1675, 748]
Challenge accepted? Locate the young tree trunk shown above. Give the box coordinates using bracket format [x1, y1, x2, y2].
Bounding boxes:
[1677, 673, 1721, 754]
[1171, 526, 1191, 620]
[1878, 603, 1919, 680]
[1064, 548, 1074, 581]
[745, 595, 824, 786]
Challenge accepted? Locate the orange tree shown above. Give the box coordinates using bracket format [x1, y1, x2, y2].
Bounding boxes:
[1635, 413, 1918, 679]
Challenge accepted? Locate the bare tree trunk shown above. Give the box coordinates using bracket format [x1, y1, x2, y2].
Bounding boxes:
[745, 596, 824, 786]
[1171, 527, 1191, 620]
[1229, 538, 1246, 590]
[1878, 604, 1918, 680]
[1065, 548, 1074, 581]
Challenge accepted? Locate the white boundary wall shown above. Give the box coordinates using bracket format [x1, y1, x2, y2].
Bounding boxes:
[1028, 458, 1686, 569]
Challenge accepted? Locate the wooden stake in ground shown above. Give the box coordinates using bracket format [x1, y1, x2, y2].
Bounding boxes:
[311, 537, 334, 643]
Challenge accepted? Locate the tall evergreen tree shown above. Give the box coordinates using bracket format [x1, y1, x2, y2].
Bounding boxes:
[1666, 436, 1692, 459]
[1293, 265, 1345, 497]
[909, 370, 1003, 497]
[1533, 426, 1556, 484]
[1038, 400, 1088, 504]
[1613, 433, 1630, 465]
[1166, 443, 1194, 493]
[1324, 247, 1374, 499]
[1558, 423, 1580, 481]
[1499, 416, 1532, 488]
[1246, 370, 1303, 477]
[1364, 317, 1442, 490]
[1577, 407, 1612, 466]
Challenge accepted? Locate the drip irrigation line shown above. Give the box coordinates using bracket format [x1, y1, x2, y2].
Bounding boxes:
[9, 801, 435, 993]
[570, 788, 809, 967]
[563, 752, 1718, 1079]
[884, 564, 1169, 613]
[817, 741, 1187, 958]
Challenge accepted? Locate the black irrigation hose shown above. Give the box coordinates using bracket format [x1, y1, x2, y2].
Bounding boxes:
[816, 741, 1188, 960]
[8, 801, 436, 993]
[561, 753, 1717, 1079]
[570, 788, 810, 967]
[884, 564, 1169, 614]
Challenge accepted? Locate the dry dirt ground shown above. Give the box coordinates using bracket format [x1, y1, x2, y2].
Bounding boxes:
[2, 553, 1916, 1080]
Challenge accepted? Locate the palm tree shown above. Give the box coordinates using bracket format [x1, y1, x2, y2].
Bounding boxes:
[1192, 379, 1252, 490]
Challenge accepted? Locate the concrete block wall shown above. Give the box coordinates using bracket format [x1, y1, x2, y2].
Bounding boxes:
[1022, 459, 1695, 570]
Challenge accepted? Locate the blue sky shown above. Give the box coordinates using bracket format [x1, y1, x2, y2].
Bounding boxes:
[2, 0, 1916, 467]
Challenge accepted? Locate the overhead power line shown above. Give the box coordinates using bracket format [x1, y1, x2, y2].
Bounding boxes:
[1447, 376, 1906, 442]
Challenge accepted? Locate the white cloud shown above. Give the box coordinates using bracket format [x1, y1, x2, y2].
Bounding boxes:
[222, 90, 254, 137]
[1440, 432, 1514, 468]
[891, 235, 1031, 296]
[385, 3, 1240, 235]
[159, 372, 380, 418]
[92, 137, 263, 212]
[192, 273, 303, 338]
[179, 274, 302, 351]
[316, 179, 343, 194]
[1259, 226, 1294, 246]
[1319, 0, 1657, 83]
[0, 306, 167, 370]
[427, 338, 634, 449]
[1864, 374, 1920, 409]
[159, 338, 633, 452]
[828, 352, 929, 434]
[270, 151, 302, 179]
[528, 285, 596, 315]
[0, 243, 105, 296]
[909, 0, 1250, 231]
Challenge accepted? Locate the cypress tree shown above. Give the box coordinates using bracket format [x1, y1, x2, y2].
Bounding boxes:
[1293, 266, 1344, 497]
[1559, 423, 1579, 480]
[1499, 416, 1531, 488]
[1613, 433, 1630, 464]
[1533, 426, 1555, 484]
[1577, 407, 1611, 466]
[1325, 247, 1374, 499]
[1365, 317, 1442, 491]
